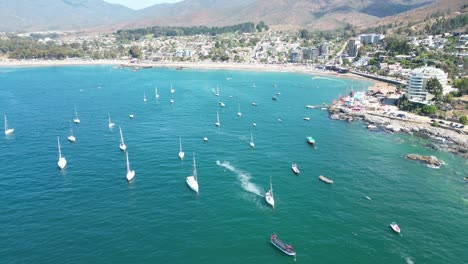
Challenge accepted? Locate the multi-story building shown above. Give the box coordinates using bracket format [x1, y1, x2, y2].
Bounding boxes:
[302, 47, 319, 61]
[359, 34, 385, 44]
[347, 38, 361, 57]
[319, 43, 330, 57]
[405, 66, 448, 103]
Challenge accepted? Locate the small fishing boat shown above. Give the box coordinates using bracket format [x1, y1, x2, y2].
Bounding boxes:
[251, 102, 257, 106]
[252, 123, 257, 127]
[270, 234, 295, 256]
[390, 222, 400, 234]
[219, 102, 225, 107]
[305, 105, 315, 109]
[291, 163, 300, 174]
[306, 136, 316, 145]
[321, 107, 327, 110]
[170, 99, 174, 104]
[365, 196, 372, 201]
[203, 137, 208, 142]
[319, 175, 333, 184]
[129, 114, 134, 119]
[303, 117, 311, 121]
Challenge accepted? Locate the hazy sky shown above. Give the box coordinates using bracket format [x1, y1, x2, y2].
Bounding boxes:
[104, 0, 182, 10]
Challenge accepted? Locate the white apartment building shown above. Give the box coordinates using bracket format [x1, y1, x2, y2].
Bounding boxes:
[405, 66, 448, 103]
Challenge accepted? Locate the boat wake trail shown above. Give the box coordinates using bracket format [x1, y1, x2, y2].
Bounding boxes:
[216, 160, 263, 197]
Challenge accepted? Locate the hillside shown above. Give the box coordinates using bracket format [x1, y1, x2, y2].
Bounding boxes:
[130, 0, 437, 30]
[0, 0, 465, 32]
[0, 0, 135, 32]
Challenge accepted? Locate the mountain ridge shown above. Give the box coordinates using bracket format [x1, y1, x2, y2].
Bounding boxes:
[0, 0, 464, 32]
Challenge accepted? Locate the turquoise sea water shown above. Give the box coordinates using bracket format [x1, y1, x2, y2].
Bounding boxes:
[0, 66, 467, 264]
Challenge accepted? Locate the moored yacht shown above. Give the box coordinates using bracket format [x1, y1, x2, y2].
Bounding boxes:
[57, 137, 67, 170]
[186, 154, 199, 193]
[265, 176, 274, 208]
[125, 151, 135, 182]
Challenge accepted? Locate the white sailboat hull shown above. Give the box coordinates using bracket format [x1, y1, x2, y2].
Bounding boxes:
[179, 151, 185, 159]
[265, 191, 274, 207]
[250, 142, 255, 148]
[5, 128, 14, 135]
[73, 119, 80, 124]
[120, 143, 127, 152]
[58, 157, 67, 170]
[126, 170, 135, 181]
[109, 123, 115, 128]
[186, 176, 199, 193]
[67, 135, 76, 142]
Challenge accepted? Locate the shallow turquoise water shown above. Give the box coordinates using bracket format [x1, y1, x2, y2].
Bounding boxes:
[0, 66, 467, 263]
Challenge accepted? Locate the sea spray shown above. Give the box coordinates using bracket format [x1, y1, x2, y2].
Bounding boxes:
[216, 160, 263, 196]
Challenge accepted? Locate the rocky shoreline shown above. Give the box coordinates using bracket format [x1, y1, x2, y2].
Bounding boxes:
[329, 106, 468, 159]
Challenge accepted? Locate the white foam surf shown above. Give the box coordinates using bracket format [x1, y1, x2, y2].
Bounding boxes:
[216, 160, 263, 196]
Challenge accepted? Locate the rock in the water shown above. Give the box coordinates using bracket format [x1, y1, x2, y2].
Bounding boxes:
[405, 154, 442, 167]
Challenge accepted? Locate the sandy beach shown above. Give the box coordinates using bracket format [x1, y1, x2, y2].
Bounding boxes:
[0, 59, 367, 81]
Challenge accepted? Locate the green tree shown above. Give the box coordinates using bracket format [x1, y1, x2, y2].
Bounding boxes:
[420, 105, 438, 115]
[460, 116, 468, 125]
[426, 78, 443, 102]
[128, 46, 142, 59]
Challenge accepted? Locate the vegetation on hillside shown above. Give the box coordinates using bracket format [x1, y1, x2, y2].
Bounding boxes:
[115, 22, 264, 41]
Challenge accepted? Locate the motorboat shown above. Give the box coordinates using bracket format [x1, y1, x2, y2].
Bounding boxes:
[303, 117, 311, 121]
[319, 175, 333, 184]
[306, 136, 316, 145]
[305, 105, 315, 109]
[270, 234, 295, 256]
[291, 163, 300, 174]
[390, 222, 400, 234]
[219, 102, 226, 107]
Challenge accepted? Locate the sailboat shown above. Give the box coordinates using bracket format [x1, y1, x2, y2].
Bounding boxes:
[178, 137, 185, 159]
[249, 132, 255, 148]
[215, 111, 220, 127]
[125, 151, 135, 182]
[57, 137, 67, 170]
[155, 87, 160, 99]
[67, 122, 76, 142]
[186, 153, 199, 193]
[119, 126, 127, 152]
[108, 114, 115, 129]
[265, 176, 275, 208]
[215, 85, 220, 96]
[143, 92, 147, 102]
[73, 106, 80, 124]
[170, 83, 175, 93]
[4, 114, 14, 135]
[237, 104, 242, 117]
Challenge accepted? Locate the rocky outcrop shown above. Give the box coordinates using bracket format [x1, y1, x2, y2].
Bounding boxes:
[405, 154, 442, 167]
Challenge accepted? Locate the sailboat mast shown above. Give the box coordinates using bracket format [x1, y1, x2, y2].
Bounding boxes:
[270, 176, 273, 197]
[4, 114, 7, 131]
[193, 154, 197, 182]
[120, 126, 124, 144]
[179, 137, 182, 152]
[126, 152, 130, 172]
[57, 137, 62, 158]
